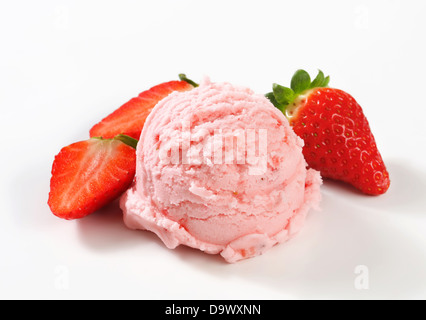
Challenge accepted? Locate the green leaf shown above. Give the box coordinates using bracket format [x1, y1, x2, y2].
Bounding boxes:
[310, 70, 325, 88]
[272, 84, 295, 106]
[265, 92, 283, 111]
[323, 75, 330, 87]
[290, 69, 311, 94]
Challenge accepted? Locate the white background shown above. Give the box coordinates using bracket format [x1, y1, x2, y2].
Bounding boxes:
[1, 0, 426, 300]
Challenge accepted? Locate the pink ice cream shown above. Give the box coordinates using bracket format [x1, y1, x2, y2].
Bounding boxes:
[120, 78, 322, 263]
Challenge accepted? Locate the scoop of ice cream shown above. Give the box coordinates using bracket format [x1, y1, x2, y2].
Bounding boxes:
[120, 78, 322, 263]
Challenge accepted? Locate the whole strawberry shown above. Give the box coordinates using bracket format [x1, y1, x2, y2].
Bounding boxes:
[267, 69, 390, 195]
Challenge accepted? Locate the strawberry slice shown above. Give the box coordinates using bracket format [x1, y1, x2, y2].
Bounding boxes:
[267, 69, 390, 195]
[48, 134, 138, 220]
[90, 78, 195, 139]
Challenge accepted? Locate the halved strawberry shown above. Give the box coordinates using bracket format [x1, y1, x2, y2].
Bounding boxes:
[48, 134, 138, 220]
[90, 78, 195, 139]
[267, 69, 390, 195]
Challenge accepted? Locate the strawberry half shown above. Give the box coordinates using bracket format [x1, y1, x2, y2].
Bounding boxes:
[89, 76, 195, 139]
[267, 69, 390, 195]
[48, 134, 138, 220]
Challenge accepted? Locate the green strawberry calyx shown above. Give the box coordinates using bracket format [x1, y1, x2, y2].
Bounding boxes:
[92, 134, 139, 150]
[179, 73, 199, 87]
[266, 69, 330, 119]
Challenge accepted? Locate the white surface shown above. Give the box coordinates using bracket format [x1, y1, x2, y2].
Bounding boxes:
[1, 0, 426, 300]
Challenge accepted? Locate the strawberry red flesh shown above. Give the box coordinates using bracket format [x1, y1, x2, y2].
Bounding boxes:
[290, 88, 390, 195]
[90, 80, 193, 140]
[48, 136, 137, 220]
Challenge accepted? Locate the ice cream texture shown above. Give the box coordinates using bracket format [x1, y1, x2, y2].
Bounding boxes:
[120, 78, 322, 263]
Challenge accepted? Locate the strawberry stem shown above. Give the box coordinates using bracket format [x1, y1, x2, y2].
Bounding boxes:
[113, 134, 138, 149]
[179, 74, 199, 87]
[92, 134, 138, 149]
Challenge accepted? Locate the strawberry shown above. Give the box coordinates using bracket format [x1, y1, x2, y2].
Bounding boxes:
[267, 69, 390, 195]
[89, 76, 195, 139]
[48, 134, 138, 220]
